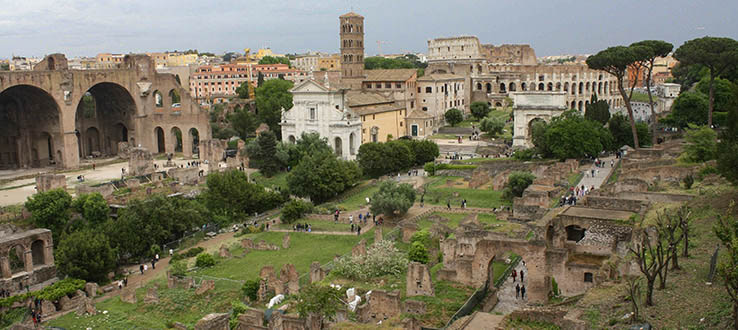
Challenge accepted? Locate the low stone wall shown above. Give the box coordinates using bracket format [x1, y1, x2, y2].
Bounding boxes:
[168, 167, 199, 185]
[585, 196, 648, 213]
[508, 308, 586, 330]
[76, 183, 115, 198]
[617, 191, 694, 203]
[620, 165, 694, 184]
[35, 174, 66, 192]
[436, 169, 474, 178]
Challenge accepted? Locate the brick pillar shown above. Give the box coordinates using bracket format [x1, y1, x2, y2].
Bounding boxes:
[0, 256, 11, 279]
[44, 243, 54, 265]
[24, 249, 33, 273]
[182, 132, 192, 158]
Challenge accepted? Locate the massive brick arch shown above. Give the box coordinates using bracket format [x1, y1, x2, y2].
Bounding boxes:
[75, 82, 138, 157]
[0, 85, 63, 169]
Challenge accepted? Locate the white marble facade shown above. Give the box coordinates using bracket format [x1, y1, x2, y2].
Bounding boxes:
[281, 79, 362, 160]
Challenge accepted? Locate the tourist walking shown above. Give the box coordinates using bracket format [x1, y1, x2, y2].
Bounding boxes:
[520, 270, 524, 282]
[140, 264, 144, 274]
[515, 283, 521, 299]
[512, 269, 517, 282]
[349, 215, 353, 224]
[521, 285, 526, 300]
[357, 226, 361, 236]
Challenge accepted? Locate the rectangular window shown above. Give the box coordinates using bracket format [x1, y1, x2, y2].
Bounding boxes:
[584, 272, 593, 283]
[410, 101, 414, 108]
[385, 83, 391, 88]
[400, 121, 403, 127]
[396, 83, 401, 88]
[376, 83, 381, 88]
[372, 115, 375, 120]
[310, 108, 316, 120]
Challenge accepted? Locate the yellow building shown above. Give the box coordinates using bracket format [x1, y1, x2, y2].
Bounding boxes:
[318, 55, 341, 71]
[347, 91, 407, 143]
[167, 53, 198, 67]
[145, 52, 169, 68]
[253, 48, 284, 61]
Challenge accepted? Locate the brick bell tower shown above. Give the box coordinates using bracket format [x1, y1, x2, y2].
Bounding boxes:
[339, 12, 365, 89]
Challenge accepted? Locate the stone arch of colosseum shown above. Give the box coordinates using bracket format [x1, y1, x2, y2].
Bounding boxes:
[0, 229, 56, 293]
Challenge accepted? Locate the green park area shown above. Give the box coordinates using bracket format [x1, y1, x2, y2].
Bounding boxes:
[423, 176, 505, 209]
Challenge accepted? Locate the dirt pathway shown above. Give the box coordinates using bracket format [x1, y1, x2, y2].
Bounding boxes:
[492, 262, 529, 314]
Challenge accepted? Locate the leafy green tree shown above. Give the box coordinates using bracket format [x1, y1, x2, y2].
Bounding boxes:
[287, 151, 361, 204]
[235, 81, 252, 99]
[662, 92, 709, 128]
[25, 189, 72, 240]
[228, 107, 259, 139]
[255, 79, 294, 136]
[682, 125, 717, 162]
[717, 109, 738, 185]
[55, 229, 117, 283]
[407, 139, 439, 165]
[502, 172, 536, 202]
[246, 131, 281, 176]
[675, 36, 738, 127]
[357, 143, 388, 178]
[584, 94, 611, 125]
[258, 56, 291, 66]
[108, 194, 209, 260]
[293, 284, 343, 327]
[364, 56, 417, 69]
[444, 108, 463, 127]
[696, 77, 738, 114]
[283, 132, 333, 168]
[408, 242, 429, 264]
[537, 111, 614, 159]
[713, 203, 738, 328]
[631, 40, 674, 144]
[369, 180, 416, 218]
[203, 170, 283, 220]
[169, 260, 187, 277]
[72, 193, 109, 226]
[357, 141, 415, 178]
[470, 101, 491, 120]
[480, 116, 505, 137]
[385, 140, 414, 173]
[587, 45, 652, 148]
[257, 72, 265, 87]
[281, 199, 313, 224]
[608, 113, 651, 148]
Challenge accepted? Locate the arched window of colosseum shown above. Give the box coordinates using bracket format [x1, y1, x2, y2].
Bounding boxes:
[547, 83, 553, 91]
[521, 83, 527, 91]
[485, 83, 492, 93]
[570, 101, 576, 109]
[598, 74, 603, 80]
[578, 101, 583, 111]
[9, 245, 25, 275]
[598, 82, 602, 95]
[604, 82, 609, 94]
[538, 83, 544, 91]
[585, 101, 589, 112]
[476, 83, 482, 91]
[509, 83, 516, 92]
[555, 82, 561, 91]
[477, 65, 482, 74]
[495, 102, 502, 107]
[154, 90, 163, 107]
[578, 82, 583, 94]
[31, 240, 45, 267]
[499, 83, 506, 93]
[564, 82, 569, 92]
[585, 82, 590, 92]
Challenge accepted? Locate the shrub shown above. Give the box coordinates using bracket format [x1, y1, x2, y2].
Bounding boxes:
[683, 175, 695, 189]
[502, 172, 536, 202]
[408, 241, 429, 264]
[697, 166, 719, 180]
[369, 180, 416, 218]
[682, 125, 717, 162]
[410, 230, 432, 248]
[171, 246, 206, 262]
[480, 116, 505, 137]
[281, 199, 313, 224]
[195, 253, 216, 268]
[512, 148, 536, 161]
[332, 240, 408, 280]
[551, 277, 560, 297]
[169, 260, 187, 277]
[470, 101, 491, 120]
[424, 162, 436, 176]
[241, 279, 260, 301]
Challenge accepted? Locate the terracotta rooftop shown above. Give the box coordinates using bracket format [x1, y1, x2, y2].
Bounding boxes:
[351, 103, 405, 116]
[365, 69, 417, 82]
[406, 108, 433, 119]
[346, 90, 393, 106]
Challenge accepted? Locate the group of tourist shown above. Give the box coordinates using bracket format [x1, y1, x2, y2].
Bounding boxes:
[29, 297, 43, 327]
[292, 223, 312, 232]
[511, 268, 527, 299]
[446, 199, 468, 210]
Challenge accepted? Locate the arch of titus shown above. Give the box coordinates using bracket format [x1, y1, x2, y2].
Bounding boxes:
[512, 92, 568, 148]
[0, 54, 210, 170]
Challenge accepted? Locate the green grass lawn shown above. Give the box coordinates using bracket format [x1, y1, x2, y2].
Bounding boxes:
[273, 220, 355, 232]
[457, 119, 480, 128]
[48, 231, 371, 329]
[195, 231, 371, 282]
[424, 176, 505, 209]
[336, 184, 379, 211]
[250, 171, 289, 190]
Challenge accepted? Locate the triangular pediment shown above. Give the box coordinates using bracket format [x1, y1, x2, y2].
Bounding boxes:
[290, 79, 330, 93]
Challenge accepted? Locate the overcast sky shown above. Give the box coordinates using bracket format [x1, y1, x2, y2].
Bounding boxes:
[1, 0, 736, 59]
